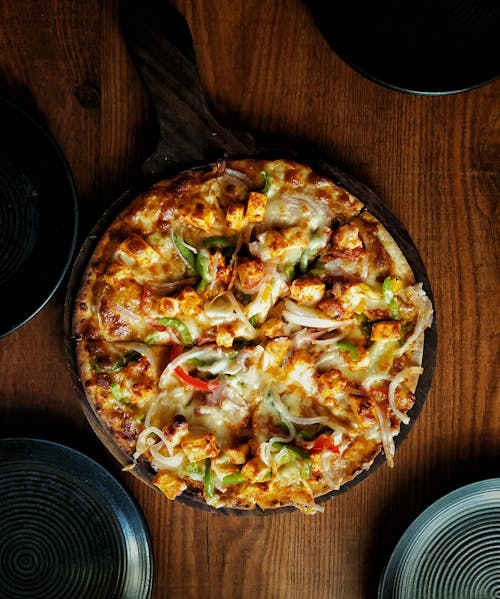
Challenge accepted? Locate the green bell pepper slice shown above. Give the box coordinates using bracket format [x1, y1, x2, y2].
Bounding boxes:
[222, 472, 247, 485]
[157, 317, 193, 345]
[172, 232, 196, 274]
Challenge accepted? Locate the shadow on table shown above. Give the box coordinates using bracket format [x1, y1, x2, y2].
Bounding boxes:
[0, 400, 123, 477]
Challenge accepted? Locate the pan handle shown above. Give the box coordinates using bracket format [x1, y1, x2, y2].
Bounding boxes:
[120, 0, 257, 179]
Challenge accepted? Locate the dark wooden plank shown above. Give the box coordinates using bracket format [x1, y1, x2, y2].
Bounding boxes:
[0, 0, 498, 597]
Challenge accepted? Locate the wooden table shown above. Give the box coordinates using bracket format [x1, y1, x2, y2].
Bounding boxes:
[0, 1, 498, 597]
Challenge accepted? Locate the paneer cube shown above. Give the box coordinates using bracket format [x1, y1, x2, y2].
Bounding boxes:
[334, 224, 362, 250]
[317, 296, 346, 319]
[370, 320, 402, 340]
[245, 191, 267, 223]
[260, 317, 287, 338]
[254, 230, 288, 260]
[221, 443, 250, 465]
[158, 296, 180, 317]
[176, 286, 202, 316]
[290, 275, 325, 306]
[265, 338, 292, 365]
[236, 257, 265, 289]
[317, 368, 348, 397]
[216, 326, 234, 348]
[153, 471, 187, 500]
[181, 433, 219, 462]
[226, 203, 245, 230]
[240, 456, 270, 483]
[282, 349, 317, 393]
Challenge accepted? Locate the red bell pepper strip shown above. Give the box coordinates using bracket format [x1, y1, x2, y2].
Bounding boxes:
[311, 434, 339, 454]
[169, 344, 219, 391]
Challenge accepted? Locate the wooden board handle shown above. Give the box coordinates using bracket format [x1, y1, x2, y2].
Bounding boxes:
[120, 0, 256, 179]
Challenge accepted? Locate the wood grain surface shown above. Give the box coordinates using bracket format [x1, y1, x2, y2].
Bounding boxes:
[0, 1, 498, 598]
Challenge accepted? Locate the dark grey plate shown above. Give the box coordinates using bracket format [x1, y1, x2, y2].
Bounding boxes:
[0, 97, 78, 338]
[307, 0, 500, 95]
[379, 478, 500, 598]
[0, 438, 153, 599]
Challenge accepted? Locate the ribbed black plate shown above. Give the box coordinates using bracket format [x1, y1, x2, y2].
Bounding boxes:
[307, 0, 500, 95]
[0, 97, 78, 338]
[379, 479, 500, 598]
[0, 438, 153, 599]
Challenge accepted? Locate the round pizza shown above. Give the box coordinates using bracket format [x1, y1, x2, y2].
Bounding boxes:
[72, 158, 433, 514]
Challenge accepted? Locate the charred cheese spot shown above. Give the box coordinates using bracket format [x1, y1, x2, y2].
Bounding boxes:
[179, 197, 217, 231]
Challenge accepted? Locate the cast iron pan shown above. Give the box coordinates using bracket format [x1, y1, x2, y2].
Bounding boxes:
[0, 97, 78, 338]
[307, 0, 500, 95]
[64, 0, 437, 515]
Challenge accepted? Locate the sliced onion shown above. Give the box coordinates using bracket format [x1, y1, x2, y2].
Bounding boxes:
[204, 293, 237, 325]
[387, 366, 423, 424]
[395, 284, 434, 357]
[315, 350, 348, 371]
[293, 328, 343, 347]
[227, 232, 243, 290]
[143, 395, 159, 428]
[373, 402, 395, 468]
[279, 193, 327, 227]
[208, 249, 221, 292]
[283, 300, 356, 329]
[226, 290, 256, 337]
[362, 373, 391, 392]
[223, 168, 253, 187]
[247, 271, 287, 321]
[324, 258, 359, 279]
[311, 334, 344, 346]
[259, 442, 273, 467]
[195, 405, 220, 416]
[150, 442, 185, 470]
[134, 425, 174, 460]
[197, 355, 241, 375]
[273, 393, 329, 427]
[360, 254, 369, 281]
[321, 452, 338, 489]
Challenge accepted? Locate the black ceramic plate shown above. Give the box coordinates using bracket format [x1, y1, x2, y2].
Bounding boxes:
[0, 438, 153, 599]
[307, 0, 500, 95]
[379, 479, 500, 598]
[0, 97, 78, 338]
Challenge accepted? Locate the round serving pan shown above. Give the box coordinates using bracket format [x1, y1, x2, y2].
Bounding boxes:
[64, 0, 437, 515]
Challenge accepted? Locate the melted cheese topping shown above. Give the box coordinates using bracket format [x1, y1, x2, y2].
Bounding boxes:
[74, 158, 433, 514]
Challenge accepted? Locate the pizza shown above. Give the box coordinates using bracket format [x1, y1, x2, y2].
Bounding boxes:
[72, 158, 433, 514]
